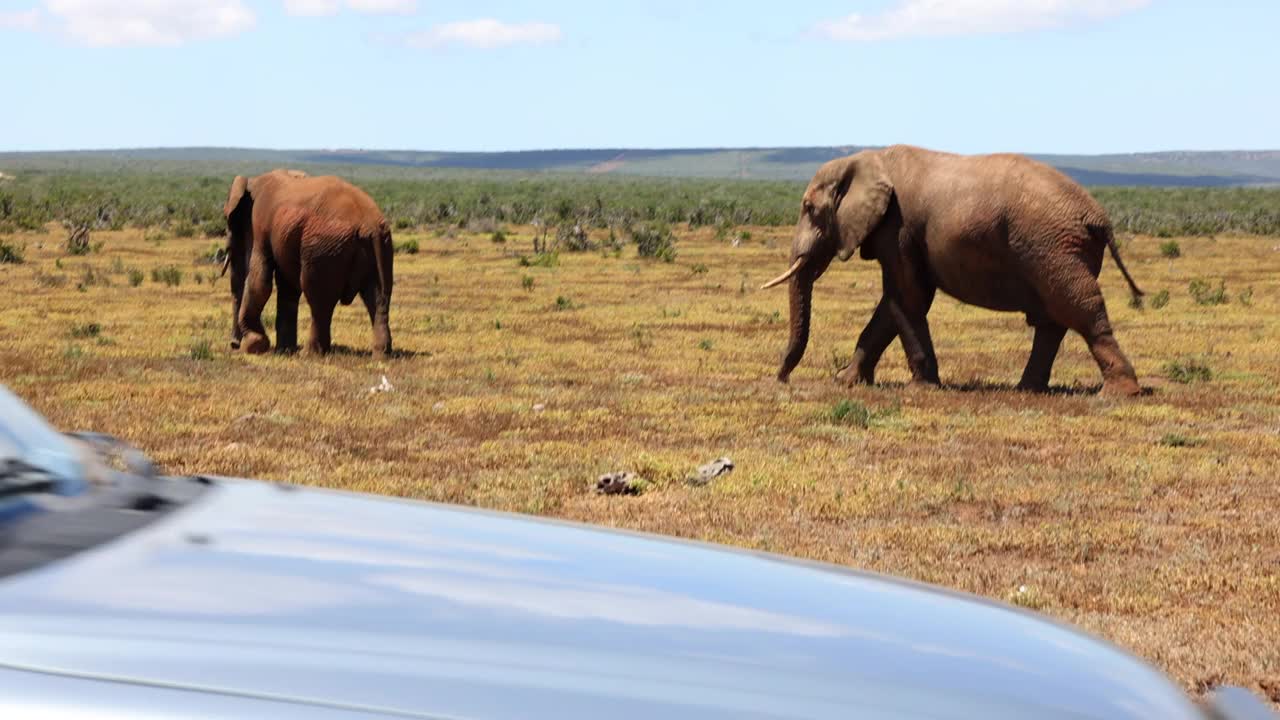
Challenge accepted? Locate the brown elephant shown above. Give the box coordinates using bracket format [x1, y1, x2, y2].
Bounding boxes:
[221, 169, 393, 358]
[762, 145, 1143, 396]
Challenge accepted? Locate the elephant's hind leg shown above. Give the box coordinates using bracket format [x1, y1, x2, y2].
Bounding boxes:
[358, 276, 392, 359]
[837, 297, 897, 386]
[1045, 274, 1140, 396]
[305, 292, 339, 356]
[1017, 321, 1068, 392]
[275, 278, 301, 354]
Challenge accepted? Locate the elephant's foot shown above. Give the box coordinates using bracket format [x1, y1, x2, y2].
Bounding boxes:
[274, 344, 299, 356]
[241, 332, 270, 355]
[229, 339, 241, 350]
[907, 376, 942, 390]
[1100, 375, 1142, 397]
[1014, 380, 1050, 394]
[835, 364, 874, 387]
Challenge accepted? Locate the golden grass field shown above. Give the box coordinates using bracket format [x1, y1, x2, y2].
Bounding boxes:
[2, 224, 1278, 705]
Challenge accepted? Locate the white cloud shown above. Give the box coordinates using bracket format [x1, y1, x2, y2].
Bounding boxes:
[0, 8, 41, 31]
[812, 0, 1151, 42]
[282, 0, 339, 16]
[406, 18, 562, 50]
[345, 0, 416, 14]
[283, 0, 416, 16]
[21, 0, 256, 47]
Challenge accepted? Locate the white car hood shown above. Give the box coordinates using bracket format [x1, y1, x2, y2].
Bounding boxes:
[0, 478, 1204, 719]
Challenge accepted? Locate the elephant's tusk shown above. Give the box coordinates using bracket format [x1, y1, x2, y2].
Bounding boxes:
[219, 253, 230, 278]
[760, 257, 806, 290]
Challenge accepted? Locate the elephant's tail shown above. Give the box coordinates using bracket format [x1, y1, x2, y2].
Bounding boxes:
[1095, 225, 1144, 301]
[373, 220, 393, 300]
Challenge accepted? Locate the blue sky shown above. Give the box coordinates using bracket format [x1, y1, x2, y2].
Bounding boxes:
[1, 0, 1277, 154]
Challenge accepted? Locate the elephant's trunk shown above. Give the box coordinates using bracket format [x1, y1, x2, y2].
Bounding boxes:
[777, 269, 814, 383]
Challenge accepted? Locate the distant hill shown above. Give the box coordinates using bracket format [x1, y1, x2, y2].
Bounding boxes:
[2, 146, 1279, 186]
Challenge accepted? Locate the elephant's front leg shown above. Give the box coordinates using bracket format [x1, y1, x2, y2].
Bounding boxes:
[238, 250, 274, 355]
[1017, 321, 1068, 392]
[274, 278, 301, 354]
[836, 297, 897, 386]
[880, 261, 940, 386]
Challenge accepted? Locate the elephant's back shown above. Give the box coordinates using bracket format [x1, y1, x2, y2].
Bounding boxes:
[281, 177, 387, 235]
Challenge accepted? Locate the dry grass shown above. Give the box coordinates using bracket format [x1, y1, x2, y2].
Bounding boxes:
[2, 225, 1278, 706]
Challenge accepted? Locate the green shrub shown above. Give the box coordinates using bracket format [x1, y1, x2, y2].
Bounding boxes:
[490, 229, 507, 244]
[690, 263, 709, 275]
[152, 265, 182, 287]
[1189, 278, 1228, 306]
[172, 222, 196, 238]
[1159, 433, 1201, 448]
[199, 218, 226, 238]
[127, 268, 145, 287]
[1150, 289, 1170, 309]
[828, 400, 873, 428]
[70, 322, 102, 339]
[518, 251, 559, 268]
[78, 266, 111, 289]
[554, 295, 575, 311]
[826, 399, 900, 429]
[1164, 357, 1212, 383]
[66, 226, 95, 256]
[394, 238, 419, 255]
[632, 223, 677, 262]
[1159, 240, 1182, 258]
[698, 338, 714, 351]
[0, 239, 24, 264]
[1238, 287, 1254, 306]
[189, 339, 214, 361]
[521, 275, 535, 291]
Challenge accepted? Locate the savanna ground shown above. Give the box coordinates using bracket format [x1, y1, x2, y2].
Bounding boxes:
[1, 220, 1278, 707]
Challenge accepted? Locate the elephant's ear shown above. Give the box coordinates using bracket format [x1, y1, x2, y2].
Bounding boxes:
[834, 154, 893, 262]
[224, 175, 250, 219]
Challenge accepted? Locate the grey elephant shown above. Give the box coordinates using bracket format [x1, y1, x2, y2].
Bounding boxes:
[762, 145, 1143, 396]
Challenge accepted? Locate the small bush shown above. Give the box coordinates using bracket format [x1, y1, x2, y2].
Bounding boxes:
[518, 252, 559, 268]
[1238, 287, 1254, 306]
[698, 338, 713, 351]
[393, 217, 415, 231]
[66, 226, 95, 255]
[63, 345, 84, 360]
[828, 400, 873, 428]
[172, 222, 196, 238]
[557, 222, 594, 252]
[691, 263, 709, 275]
[152, 266, 182, 287]
[521, 275, 535, 291]
[1159, 240, 1182, 258]
[1189, 278, 1228, 306]
[632, 223, 678, 262]
[394, 238, 419, 255]
[127, 268, 145, 287]
[70, 322, 102, 338]
[554, 295, 575, 311]
[34, 270, 67, 288]
[189, 339, 214, 361]
[490, 229, 507, 244]
[1164, 357, 1212, 384]
[1150, 289, 1170, 310]
[1159, 433, 1201, 448]
[0, 239, 24, 264]
[199, 218, 227, 238]
[78, 266, 111, 290]
[826, 399, 900, 429]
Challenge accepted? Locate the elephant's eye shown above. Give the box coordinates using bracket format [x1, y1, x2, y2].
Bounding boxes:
[802, 199, 814, 214]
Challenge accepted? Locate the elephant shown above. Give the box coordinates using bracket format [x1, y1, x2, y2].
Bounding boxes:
[761, 145, 1143, 396]
[221, 169, 394, 358]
